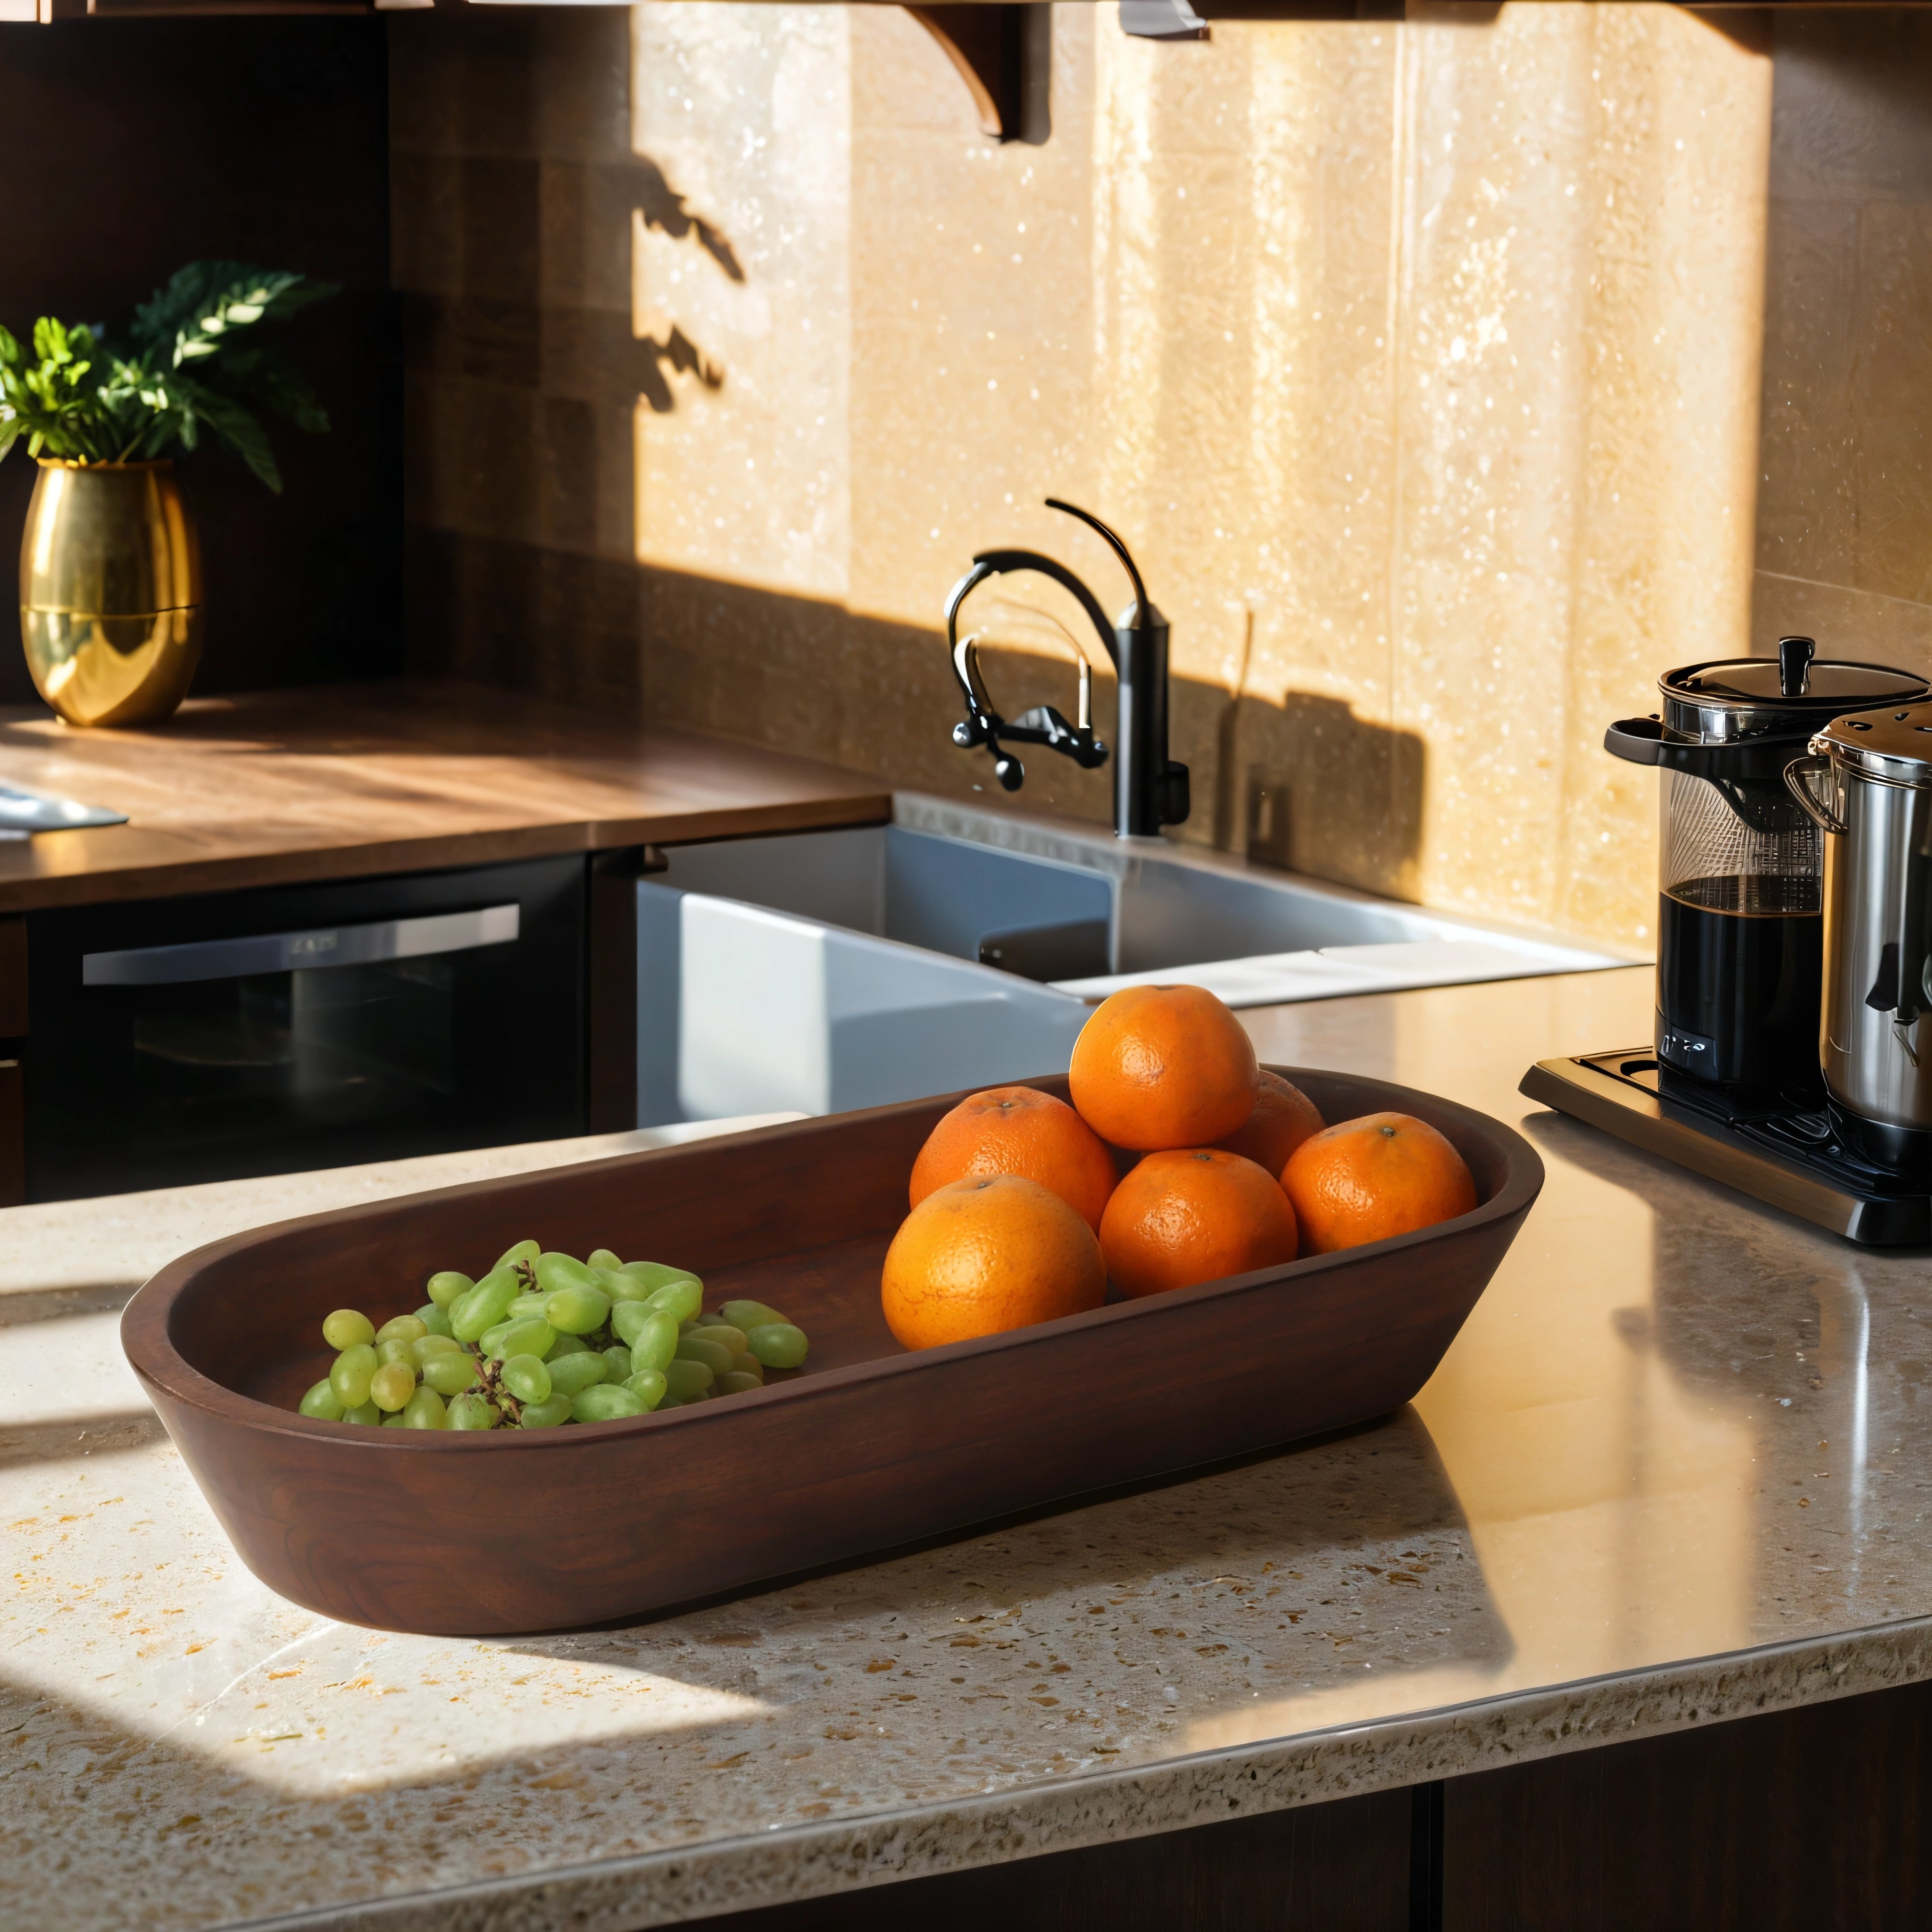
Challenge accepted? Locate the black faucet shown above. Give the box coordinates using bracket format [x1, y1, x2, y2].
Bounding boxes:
[943, 499, 1190, 839]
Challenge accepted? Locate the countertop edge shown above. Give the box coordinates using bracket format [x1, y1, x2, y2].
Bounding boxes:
[228, 1614, 1932, 1932]
[0, 793, 896, 915]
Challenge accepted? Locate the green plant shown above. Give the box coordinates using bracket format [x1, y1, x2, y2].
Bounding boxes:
[0, 261, 336, 491]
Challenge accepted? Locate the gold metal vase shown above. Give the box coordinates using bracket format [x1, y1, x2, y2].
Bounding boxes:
[19, 458, 203, 728]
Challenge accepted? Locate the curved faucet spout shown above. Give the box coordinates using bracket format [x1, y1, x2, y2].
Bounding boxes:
[943, 555, 1112, 794]
[941, 501, 1189, 837]
[944, 551, 1118, 669]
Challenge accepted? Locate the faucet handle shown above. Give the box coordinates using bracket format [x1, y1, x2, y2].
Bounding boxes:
[1159, 760, 1191, 826]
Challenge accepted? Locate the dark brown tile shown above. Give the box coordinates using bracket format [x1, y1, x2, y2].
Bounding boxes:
[1757, 197, 1860, 584]
[530, 7, 634, 166]
[1851, 200, 1932, 604]
[1749, 569, 1932, 675]
[460, 156, 542, 304]
[389, 152, 465, 300]
[404, 292, 541, 390]
[539, 305, 664, 408]
[1770, 11, 1932, 206]
[446, 378, 540, 543]
[538, 394, 602, 556]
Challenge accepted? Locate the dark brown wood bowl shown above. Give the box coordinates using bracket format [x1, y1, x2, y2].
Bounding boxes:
[121, 1068, 1542, 1636]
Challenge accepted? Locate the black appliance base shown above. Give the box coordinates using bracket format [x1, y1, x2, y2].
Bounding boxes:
[1520, 1049, 1932, 1246]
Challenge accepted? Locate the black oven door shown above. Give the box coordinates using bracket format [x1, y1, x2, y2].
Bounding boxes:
[26, 854, 587, 1200]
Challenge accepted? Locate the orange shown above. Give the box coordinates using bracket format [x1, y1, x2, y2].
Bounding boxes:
[1098, 1147, 1299, 1299]
[1215, 1070, 1325, 1178]
[881, 1174, 1106, 1350]
[909, 1085, 1116, 1231]
[1069, 984, 1258, 1151]
[1281, 1112, 1477, 1254]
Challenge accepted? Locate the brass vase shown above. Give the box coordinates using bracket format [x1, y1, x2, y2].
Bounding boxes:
[18, 458, 203, 727]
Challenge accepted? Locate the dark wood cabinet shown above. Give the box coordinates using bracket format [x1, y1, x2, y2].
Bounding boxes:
[693, 1680, 1932, 1931]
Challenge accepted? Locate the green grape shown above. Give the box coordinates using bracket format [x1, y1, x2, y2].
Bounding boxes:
[370, 1361, 417, 1412]
[624, 1368, 667, 1411]
[412, 1332, 463, 1366]
[451, 1269, 522, 1343]
[382, 1411, 409, 1427]
[415, 1302, 454, 1338]
[501, 1354, 552, 1404]
[506, 1291, 551, 1321]
[489, 1318, 556, 1362]
[719, 1299, 788, 1333]
[446, 1391, 499, 1430]
[420, 1351, 481, 1397]
[644, 1278, 705, 1324]
[342, 1400, 382, 1426]
[613, 1306, 679, 1374]
[425, 1269, 473, 1309]
[572, 1383, 646, 1424]
[322, 1309, 375, 1350]
[534, 1251, 598, 1298]
[375, 1337, 417, 1369]
[299, 1378, 344, 1420]
[689, 1323, 748, 1358]
[620, 1259, 704, 1296]
[545, 1352, 608, 1399]
[545, 1282, 612, 1336]
[728, 1352, 765, 1385]
[587, 1248, 622, 1272]
[375, 1314, 428, 1347]
[491, 1238, 541, 1274]
[716, 1370, 763, 1397]
[663, 1357, 714, 1401]
[547, 1332, 591, 1358]
[675, 1335, 736, 1376]
[747, 1323, 809, 1369]
[656, 1394, 686, 1410]
[600, 1268, 653, 1305]
[517, 1393, 574, 1429]
[402, 1385, 447, 1429]
[600, 1344, 633, 1383]
[330, 1342, 377, 1408]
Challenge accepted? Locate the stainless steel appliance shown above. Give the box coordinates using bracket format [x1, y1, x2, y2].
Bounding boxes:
[1605, 638, 1928, 1100]
[1787, 701, 1932, 1178]
[18, 854, 595, 1202]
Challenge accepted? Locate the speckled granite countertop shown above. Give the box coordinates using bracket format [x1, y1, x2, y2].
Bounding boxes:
[8, 966, 1932, 1931]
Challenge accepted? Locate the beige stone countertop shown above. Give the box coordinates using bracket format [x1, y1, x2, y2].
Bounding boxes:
[8, 966, 1932, 1931]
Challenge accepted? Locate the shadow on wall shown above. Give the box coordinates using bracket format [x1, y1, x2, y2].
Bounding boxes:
[405, 531, 1425, 904]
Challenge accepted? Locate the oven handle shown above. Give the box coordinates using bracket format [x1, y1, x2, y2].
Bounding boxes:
[81, 904, 522, 988]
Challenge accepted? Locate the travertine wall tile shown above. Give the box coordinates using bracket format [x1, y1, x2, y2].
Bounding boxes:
[399, 3, 1802, 948]
[626, 6, 852, 602]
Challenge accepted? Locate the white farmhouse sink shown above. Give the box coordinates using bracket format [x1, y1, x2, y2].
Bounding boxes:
[634, 795, 1635, 1127]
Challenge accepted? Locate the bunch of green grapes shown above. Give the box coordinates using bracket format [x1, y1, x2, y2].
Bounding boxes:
[294, 1237, 811, 1431]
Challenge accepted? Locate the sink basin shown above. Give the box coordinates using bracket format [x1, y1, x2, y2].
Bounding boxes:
[634, 795, 1635, 1127]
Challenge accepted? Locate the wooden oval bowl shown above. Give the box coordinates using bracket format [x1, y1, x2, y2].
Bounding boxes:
[121, 1067, 1542, 1635]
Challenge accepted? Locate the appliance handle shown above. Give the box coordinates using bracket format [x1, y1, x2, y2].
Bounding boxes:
[82, 904, 522, 988]
[1782, 755, 1849, 837]
[1604, 717, 1793, 779]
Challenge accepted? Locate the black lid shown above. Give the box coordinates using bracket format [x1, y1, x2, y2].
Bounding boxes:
[1660, 638, 1931, 743]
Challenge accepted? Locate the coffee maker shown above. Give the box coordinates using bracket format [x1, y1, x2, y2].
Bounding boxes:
[1604, 638, 1928, 1102]
[1524, 639, 1932, 1245]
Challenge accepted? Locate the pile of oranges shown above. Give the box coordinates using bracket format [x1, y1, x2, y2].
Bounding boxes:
[881, 984, 1476, 1351]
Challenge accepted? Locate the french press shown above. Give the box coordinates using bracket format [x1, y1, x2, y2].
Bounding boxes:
[1605, 638, 1929, 1100]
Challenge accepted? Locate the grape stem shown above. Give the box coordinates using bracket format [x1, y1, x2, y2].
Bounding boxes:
[473, 1350, 521, 1426]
